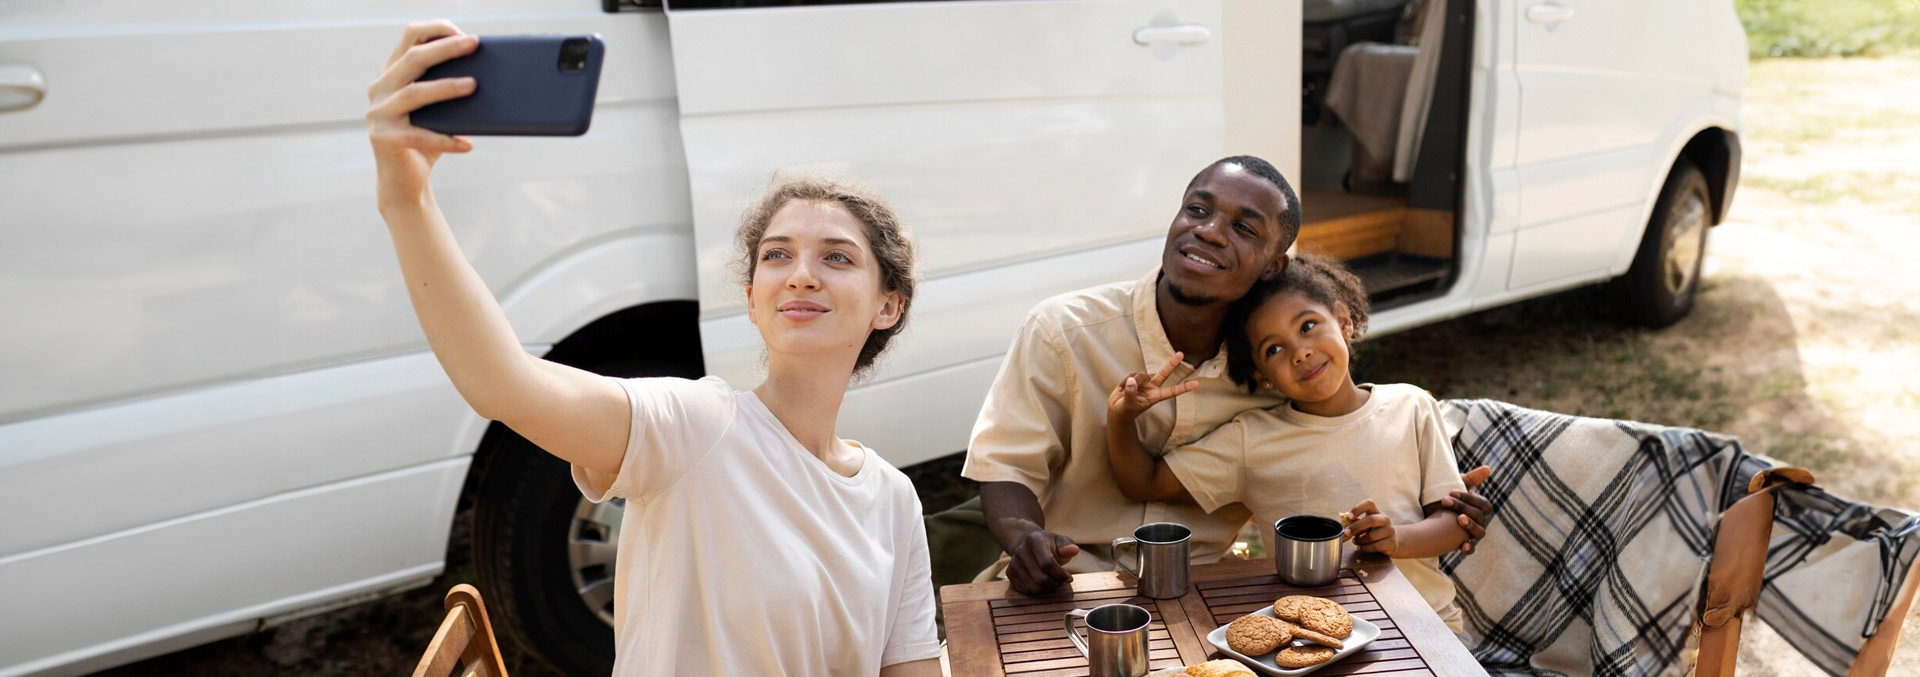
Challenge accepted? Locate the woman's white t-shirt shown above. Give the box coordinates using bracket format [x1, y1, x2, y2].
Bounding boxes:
[570, 376, 941, 676]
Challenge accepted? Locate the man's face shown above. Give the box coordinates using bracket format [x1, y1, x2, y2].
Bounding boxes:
[1159, 163, 1289, 306]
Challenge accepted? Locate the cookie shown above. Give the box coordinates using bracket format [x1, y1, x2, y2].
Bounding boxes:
[1283, 620, 1345, 650]
[1272, 595, 1317, 622]
[1273, 644, 1336, 668]
[1185, 659, 1257, 677]
[1224, 614, 1290, 655]
[1296, 597, 1353, 639]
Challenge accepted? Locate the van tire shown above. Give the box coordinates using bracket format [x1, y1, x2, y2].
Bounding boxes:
[1609, 158, 1712, 328]
[471, 358, 698, 676]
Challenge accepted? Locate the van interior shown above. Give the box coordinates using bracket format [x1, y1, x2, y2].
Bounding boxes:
[1294, 0, 1471, 309]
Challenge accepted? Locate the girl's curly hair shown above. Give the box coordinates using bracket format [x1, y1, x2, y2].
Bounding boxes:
[1224, 252, 1370, 393]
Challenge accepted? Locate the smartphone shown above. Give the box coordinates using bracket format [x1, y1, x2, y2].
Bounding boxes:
[411, 34, 605, 137]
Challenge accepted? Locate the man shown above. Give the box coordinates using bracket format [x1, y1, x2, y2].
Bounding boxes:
[962, 156, 1491, 594]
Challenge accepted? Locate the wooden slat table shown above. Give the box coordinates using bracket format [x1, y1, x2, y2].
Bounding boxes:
[941, 553, 1487, 677]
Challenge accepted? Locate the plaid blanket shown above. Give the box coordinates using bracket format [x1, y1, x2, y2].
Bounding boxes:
[1437, 399, 1920, 677]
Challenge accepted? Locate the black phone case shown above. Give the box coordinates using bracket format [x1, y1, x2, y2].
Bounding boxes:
[411, 35, 605, 137]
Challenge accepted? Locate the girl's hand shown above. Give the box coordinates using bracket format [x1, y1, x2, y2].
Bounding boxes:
[1344, 499, 1398, 556]
[367, 21, 482, 209]
[1107, 352, 1198, 424]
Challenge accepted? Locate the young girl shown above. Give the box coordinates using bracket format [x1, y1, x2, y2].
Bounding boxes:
[367, 22, 940, 675]
[1105, 253, 1470, 631]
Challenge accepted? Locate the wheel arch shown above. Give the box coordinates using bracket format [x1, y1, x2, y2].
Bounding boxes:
[1678, 126, 1741, 226]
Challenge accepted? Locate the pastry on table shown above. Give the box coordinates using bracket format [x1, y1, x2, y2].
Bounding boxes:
[1273, 644, 1336, 668]
[1185, 658, 1258, 677]
[1224, 613, 1291, 655]
[1277, 619, 1344, 651]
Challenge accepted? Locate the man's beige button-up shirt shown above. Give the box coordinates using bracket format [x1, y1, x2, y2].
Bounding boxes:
[963, 269, 1284, 578]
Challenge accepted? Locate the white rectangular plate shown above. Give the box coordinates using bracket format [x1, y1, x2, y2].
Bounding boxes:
[1204, 607, 1381, 676]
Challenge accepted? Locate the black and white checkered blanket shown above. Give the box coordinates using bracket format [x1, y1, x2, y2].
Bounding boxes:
[1437, 399, 1920, 677]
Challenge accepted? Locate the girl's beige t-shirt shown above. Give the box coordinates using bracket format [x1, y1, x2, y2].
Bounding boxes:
[571, 376, 940, 676]
[1163, 383, 1469, 629]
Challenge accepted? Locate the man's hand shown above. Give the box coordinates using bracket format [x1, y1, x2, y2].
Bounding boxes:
[981, 482, 1082, 595]
[1344, 499, 1398, 555]
[1007, 529, 1081, 595]
[1443, 465, 1494, 554]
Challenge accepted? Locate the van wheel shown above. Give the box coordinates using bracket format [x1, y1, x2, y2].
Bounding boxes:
[1608, 158, 1712, 328]
[471, 359, 697, 676]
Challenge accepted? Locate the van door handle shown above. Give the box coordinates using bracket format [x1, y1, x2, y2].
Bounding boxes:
[1133, 24, 1212, 47]
[1526, 3, 1575, 25]
[0, 65, 46, 112]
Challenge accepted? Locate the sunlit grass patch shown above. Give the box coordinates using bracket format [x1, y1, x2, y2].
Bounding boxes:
[1738, 0, 1920, 58]
[1742, 170, 1920, 210]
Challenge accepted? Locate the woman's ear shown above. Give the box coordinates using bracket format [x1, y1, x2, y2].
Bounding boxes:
[1262, 252, 1291, 281]
[872, 289, 905, 331]
[744, 284, 759, 326]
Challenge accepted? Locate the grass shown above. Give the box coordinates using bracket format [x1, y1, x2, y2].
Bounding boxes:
[1352, 288, 1741, 433]
[1756, 108, 1920, 154]
[1743, 171, 1920, 210]
[1738, 0, 1920, 58]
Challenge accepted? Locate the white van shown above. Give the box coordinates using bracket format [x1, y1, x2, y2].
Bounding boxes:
[0, 1, 1744, 674]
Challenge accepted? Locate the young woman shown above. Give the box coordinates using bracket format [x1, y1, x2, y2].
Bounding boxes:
[366, 22, 942, 676]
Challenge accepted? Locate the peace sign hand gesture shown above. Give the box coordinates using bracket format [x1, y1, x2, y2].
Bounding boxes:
[1107, 352, 1200, 425]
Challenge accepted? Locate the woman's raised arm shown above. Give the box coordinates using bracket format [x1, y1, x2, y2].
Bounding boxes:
[367, 21, 629, 476]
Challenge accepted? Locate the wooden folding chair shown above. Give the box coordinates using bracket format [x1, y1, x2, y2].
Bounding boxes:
[1694, 467, 1920, 677]
[413, 584, 509, 677]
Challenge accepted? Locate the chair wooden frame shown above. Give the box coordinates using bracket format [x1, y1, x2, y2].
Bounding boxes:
[413, 584, 509, 677]
[1695, 467, 1920, 677]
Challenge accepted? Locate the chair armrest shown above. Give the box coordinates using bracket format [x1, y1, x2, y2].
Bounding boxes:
[1695, 467, 1814, 677]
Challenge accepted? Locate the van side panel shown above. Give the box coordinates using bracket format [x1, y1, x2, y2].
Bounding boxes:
[0, 459, 466, 677]
[0, 10, 681, 422]
[0, 5, 689, 674]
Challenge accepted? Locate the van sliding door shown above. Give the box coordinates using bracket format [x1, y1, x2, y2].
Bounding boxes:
[664, 0, 1234, 464]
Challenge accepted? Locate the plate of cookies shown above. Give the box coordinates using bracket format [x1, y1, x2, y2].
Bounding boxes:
[1204, 595, 1378, 676]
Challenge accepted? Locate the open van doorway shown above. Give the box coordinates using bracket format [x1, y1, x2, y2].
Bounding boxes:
[1296, 0, 1470, 309]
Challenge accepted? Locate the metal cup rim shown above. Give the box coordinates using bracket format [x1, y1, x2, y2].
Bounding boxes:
[1083, 603, 1152, 633]
[1273, 515, 1344, 542]
[1132, 521, 1192, 544]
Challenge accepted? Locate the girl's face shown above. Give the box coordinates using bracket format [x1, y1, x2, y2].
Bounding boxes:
[1244, 290, 1356, 407]
[746, 199, 902, 371]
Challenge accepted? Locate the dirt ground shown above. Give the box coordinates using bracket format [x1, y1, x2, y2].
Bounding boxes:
[94, 54, 1920, 676]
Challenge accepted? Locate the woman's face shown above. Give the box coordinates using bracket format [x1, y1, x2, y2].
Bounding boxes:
[746, 199, 902, 371]
[1245, 290, 1354, 405]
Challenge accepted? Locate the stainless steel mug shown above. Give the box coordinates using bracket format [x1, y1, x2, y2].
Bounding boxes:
[1111, 522, 1191, 599]
[1064, 603, 1152, 677]
[1274, 515, 1345, 587]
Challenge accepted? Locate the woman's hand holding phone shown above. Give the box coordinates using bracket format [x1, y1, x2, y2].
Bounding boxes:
[367, 21, 479, 211]
[362, 20, 633, 479]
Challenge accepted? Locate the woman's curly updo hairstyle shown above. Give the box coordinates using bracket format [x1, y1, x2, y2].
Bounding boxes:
[733, 175, 917, 376]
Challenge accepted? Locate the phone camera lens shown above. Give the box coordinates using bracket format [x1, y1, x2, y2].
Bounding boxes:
[559, 38, 590, 72]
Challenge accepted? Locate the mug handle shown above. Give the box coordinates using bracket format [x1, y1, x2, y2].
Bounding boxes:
[1064, 608, 1092, 658]
[1111, 536, 1140, 579]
